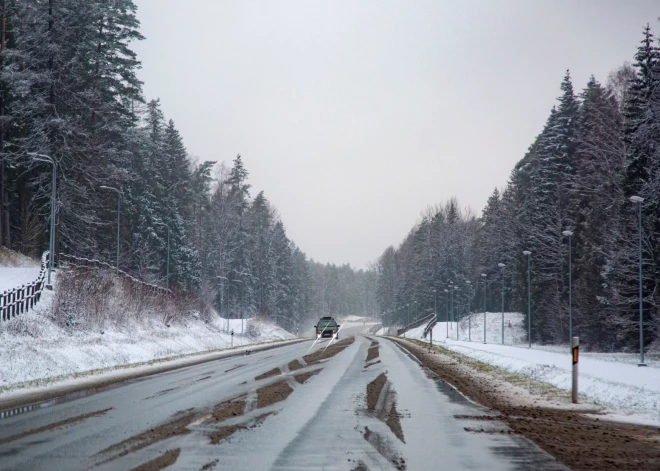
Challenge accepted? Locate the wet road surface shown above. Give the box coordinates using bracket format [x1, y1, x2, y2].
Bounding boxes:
[0, 325, 566, 470]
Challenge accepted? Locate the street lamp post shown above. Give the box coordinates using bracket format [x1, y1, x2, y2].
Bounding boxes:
[237, 271, 260, 319]
[466, 280, 472, 342]
[444, 289, 449, 338]
[562, 230, 573, 350]
[454, 285, 459, 341]
[523, 251, 532, 349]
[100, 186, 121, 274]
[216, 275, 229, 330]
[498, 263, 506, 345]
[630, 196, 646, 367]
[433, 289, 437, 322]
[231, 278, 244, 334]
[481, 273, 487, 343]
[28, 153, 56, 288]
[156, 222, 170, 290]
[405, 303, 410, 337]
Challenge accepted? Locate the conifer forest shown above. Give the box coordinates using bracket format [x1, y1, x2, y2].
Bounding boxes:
[376, 25, 660, 351]
[3, 1, 660, 352]
[0, 0, 377, 330]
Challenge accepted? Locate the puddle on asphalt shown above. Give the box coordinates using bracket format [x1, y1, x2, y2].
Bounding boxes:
[491, 436, 569, 470]
[391, 341, 471, 406]
[391, 340, 568, 470]
[433, 380, 471, 405]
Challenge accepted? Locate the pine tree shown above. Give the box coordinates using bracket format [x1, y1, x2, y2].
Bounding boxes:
[622, 25, 660, 196]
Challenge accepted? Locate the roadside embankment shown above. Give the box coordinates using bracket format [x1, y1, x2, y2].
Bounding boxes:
[0, 265, 297, 398]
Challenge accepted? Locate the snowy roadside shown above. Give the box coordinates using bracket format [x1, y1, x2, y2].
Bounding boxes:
[401, 314, 660, 425]
[0, 266, 41, 293]
[0, 247, 42, 292]
[335, 315, 379, 331]
[0, 336, 306, 411]
[0, 286, 298, 398]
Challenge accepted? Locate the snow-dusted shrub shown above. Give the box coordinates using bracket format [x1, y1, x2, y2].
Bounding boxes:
[51, 266, 193, 330]
[245, 322, 261, 338]
[52, 269, 114, 328]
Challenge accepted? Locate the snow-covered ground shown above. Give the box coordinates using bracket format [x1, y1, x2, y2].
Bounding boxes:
[336, 315, 379, 328]
[0, 248, 40, 268]
[0, 266, 41, 293]
[402, 312, 660, 424]
[0, 286, 295, 391]
[409, 311, 527, 344]
[0, 248, 43, 294]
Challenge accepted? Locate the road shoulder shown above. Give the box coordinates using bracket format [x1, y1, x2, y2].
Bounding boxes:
[391, 337, 660, 471]
[0, 338, 308, 411]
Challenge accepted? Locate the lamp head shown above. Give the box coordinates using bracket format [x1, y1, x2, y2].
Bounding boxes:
[630, 195, 644, 203]
[523, 250, 531, 256]
[562, 230, 573, 237]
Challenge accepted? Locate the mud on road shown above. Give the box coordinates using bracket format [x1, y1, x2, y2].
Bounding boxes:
[366, 340, 379, 362]
[303, 337, 355, 365]
[395, 338, 660, 471]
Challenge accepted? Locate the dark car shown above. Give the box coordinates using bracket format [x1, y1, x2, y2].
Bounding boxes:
[315, 317, 340, 339]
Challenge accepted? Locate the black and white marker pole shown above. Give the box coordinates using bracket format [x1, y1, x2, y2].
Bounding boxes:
[572, 336, 579, 404]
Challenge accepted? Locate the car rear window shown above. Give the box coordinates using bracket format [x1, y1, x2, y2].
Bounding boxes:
[317, 320, 337, 328]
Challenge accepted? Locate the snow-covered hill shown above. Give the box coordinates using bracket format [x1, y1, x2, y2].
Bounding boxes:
[0, 248, 41, 293]
[0, 280, 295, 392]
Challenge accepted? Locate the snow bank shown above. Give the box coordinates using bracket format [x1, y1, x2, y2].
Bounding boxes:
[425, 312, 527, 344]
[0, 266, 41, 293]
[0, 247, 42, 293]
[0, 248, 40, 268]
[406, 318, 660, 424]
[339, 315, 377, 323]
[0, 287, 294, 391]
[337, 315, 379, 329]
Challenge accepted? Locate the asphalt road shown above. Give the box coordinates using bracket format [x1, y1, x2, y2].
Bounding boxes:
[0, 324, 565, 470]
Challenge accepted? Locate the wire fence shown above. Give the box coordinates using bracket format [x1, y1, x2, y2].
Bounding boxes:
[1, 251, 49, 322]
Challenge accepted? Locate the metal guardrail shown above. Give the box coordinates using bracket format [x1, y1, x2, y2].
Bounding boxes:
[423, 314, 438, 338]
[1, 251, 49, 322]
[368, 323, 382, 335]
[397, 313, 436, 336]
[59, 254, 171, 296]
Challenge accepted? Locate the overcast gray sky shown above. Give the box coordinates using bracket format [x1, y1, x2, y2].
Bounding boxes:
[132, 0, 659, 269]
